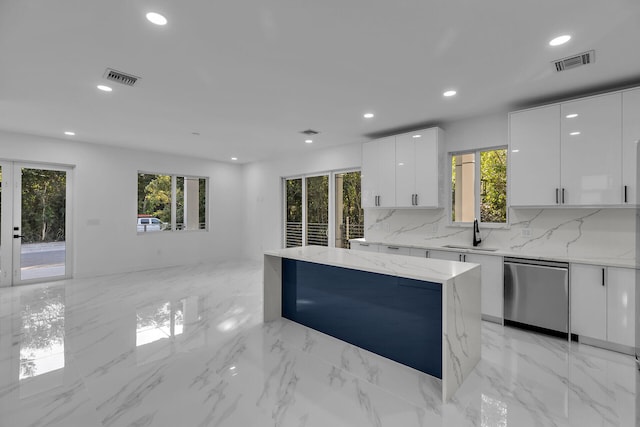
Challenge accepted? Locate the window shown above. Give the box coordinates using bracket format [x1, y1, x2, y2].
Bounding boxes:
[284, 170, 363, 249]
[451, 148, 507, 225]
[137, 173, 208, 233]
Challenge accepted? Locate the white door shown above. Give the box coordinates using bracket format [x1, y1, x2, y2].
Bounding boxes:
[0, 162, 73, 286]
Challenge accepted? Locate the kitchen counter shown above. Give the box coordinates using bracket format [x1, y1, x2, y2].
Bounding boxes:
[349, 238, 637, 269]
[263, 246, 481, 400]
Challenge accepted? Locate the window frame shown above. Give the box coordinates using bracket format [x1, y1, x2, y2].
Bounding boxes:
[449, 146, 508, 228]
[137, 171, 209, 234]
[282, 168, 362, 248]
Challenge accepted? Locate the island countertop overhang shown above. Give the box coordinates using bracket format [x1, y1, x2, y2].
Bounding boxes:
[265, 245, 479, 284]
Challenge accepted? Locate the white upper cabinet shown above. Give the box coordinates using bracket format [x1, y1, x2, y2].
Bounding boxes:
[510, 105, 561, 206]
[560, 93, 622, 206]
[622, 88, 640, 205]
[510, 89, 631, 207]
[363, 127, 443, 209]
[395, 128, 443, 208]
[362, 137, 396, 208]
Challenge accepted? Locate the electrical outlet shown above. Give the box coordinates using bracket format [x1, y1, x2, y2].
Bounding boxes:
[521, 228, 532, 238]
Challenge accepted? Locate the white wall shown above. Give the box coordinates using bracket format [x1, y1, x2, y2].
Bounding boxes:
[243, 143, 362, 260]
[0, 130, 245, 279]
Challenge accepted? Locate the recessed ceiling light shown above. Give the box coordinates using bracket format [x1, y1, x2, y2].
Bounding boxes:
[231, 157, 238, 161]
[443, 90, 457, 97]
[511, 149, 520, 153]
[305, 139, 313, 144]
[146, 12, 167, 26]
[398, 162, 405, 166]
[549, 35, 571, 46]
[97, 85, 112, 92]
[412, 134, 422, 138]
[64, 131, 75, 136]
[570, 131, 581, 136]
[363, 113, 374, 119]
[565, 113, 578, 119]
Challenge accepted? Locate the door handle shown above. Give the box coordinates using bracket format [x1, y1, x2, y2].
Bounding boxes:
[13, 234, 25, 239]
[624, 185, 628, 203]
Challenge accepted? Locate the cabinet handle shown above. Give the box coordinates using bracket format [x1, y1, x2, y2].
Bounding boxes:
[360, 243, 370, 247]
[414, 194, 418, 206]
[562, 188, 566, 204]
[556, 188, 559, 204]
[375, 195, 380, 206]
[387, 246, 399, 250]
[602, 268, 605, 286]
[624, 185, 628, 203]
[425, 250, 429, 258]
[414, 194, 417, 205]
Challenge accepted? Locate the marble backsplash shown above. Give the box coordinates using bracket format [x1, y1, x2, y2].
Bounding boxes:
[365, 208, 637, 266]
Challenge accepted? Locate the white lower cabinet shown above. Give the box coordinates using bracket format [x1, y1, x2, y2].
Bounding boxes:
[378, 245, 411, 256]
[350, 241, 379, 253]
[570, 264, 635, 348]
[606, 267, 636, 347]
[466, 254, 503, 321]
[409, 248, 429, 258]
[429, 250, 503, 321]
[428, 249, 462, 262]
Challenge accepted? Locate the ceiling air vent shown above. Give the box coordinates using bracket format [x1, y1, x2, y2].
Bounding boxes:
[553, 50, 595, 72]
[300, 129, 319, 135]
[103, 68, 140, 86]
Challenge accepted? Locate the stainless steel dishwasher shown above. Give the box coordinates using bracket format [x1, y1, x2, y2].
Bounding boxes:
[504, 257, 569, 337]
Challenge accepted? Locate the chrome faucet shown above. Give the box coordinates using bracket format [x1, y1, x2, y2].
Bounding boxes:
[473, 218, 482, 247]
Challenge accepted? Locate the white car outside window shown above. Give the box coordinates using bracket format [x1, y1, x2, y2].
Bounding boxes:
[137, 218, 165, 232]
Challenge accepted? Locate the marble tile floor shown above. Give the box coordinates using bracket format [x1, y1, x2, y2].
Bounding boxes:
[0, 260, 638, 427]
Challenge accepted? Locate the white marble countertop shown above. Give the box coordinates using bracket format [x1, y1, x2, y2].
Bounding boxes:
[350, 238, 637, 269]
[265, 246, 479, 283]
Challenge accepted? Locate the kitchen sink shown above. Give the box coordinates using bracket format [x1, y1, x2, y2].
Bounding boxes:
[442, 244, 498, 252]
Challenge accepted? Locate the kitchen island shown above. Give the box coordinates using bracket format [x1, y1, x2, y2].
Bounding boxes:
[263, 246, 481, 400]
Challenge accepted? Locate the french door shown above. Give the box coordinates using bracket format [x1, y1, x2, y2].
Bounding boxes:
[0, 162, 73, 286]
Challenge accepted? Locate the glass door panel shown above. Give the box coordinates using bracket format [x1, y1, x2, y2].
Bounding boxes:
[334, 171, 364, 249]
[305, 175, 328, 246]
[14, 166, 70, 284]
[285, 178, 302, 247]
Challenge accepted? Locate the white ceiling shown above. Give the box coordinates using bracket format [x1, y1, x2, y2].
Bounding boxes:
[1, 1, 639, 164]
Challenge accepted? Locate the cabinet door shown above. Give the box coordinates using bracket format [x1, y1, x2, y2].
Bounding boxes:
[466, 254, 503, 320]
[561, 93, 622, 205]
[570, 264, 607, 340]
[377, 138, 396, 207]
[606, 267, 636, 347]
[509, 105, 561, 206]
[429, 250, 462, 262]
[379, 245, 411, 256]
[351, 241, 379, 253]
[622, 88, 640, 205]
[361, 141, 379, 208]
[395, 133, 416, 207]
[414, 128, 441, 207]
[409, 248, 429, 258]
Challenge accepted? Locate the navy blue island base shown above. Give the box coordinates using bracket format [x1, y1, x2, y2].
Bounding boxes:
[282, 258, 443, 378]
